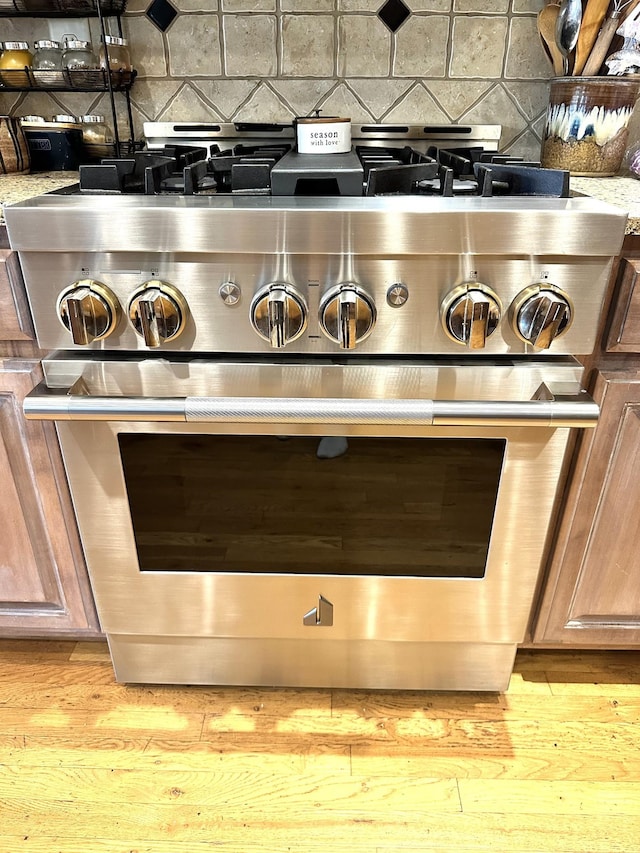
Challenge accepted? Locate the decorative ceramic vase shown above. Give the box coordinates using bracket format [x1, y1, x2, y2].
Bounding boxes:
[541, 76, 640, 177]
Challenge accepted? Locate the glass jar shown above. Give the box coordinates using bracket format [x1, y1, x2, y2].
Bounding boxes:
[63, 39, 99, 72]
[0, 41, 34, 88]
[99, 35, 132, 73]
[33, 39, 64, 87]
[80, 114, 116, 159]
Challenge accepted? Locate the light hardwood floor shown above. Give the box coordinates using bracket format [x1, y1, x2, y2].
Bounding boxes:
[1, 641, 639, 852]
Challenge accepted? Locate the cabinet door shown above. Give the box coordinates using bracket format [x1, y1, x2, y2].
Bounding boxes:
[607, 259, 640, 352]
[0, 359, 100, 636]
[0, 249, 35, 342]
[533, 369, 640, 645]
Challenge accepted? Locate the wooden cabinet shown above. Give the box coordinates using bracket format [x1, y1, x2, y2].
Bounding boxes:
[0, 247, 35, 342]
[534, 369, 640, 645]
[0, 225, 100, 637]
[606, 258, 640, 353]
[532, 238, 640, 648]
[0, 359, 99, 636]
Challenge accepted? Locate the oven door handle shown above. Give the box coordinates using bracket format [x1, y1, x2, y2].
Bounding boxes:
[23, 382, 599, 428]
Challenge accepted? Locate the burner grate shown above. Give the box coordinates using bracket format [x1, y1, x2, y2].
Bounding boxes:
[77, 139, 569, 199]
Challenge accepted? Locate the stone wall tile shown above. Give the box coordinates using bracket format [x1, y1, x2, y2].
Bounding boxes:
[347, 79, 414, 119]
[0, 93, 22, 116]
[408, 0, 452, 10]
[512, 0, 544, 12]
[233, 84, 296, 120]
[223, 15, 277, 76]
[504, 80, 550, 121]
[338, 0, 379, 10]
[9, 91, 57, 120]
[393, 16, 449, 77]
[191, 80, 258, 117]
[454, 0, 508, 11]
[91, 91, 147, 139]
[282, 0, 334, 9]
[0, 18, 42, 42]
[505, 17, 551, 79]
[450, 16, 507, 78]
[270, 80, 335, 115]
[459, 83, 527, 147]
[222, 0, 274, 10]
[385, 84, 450, 121]
[281, 15, 335, 76]
[426, 80, 491, 118]
[174, 0, 219, 10]
[130, 80, 182, 119]
[532, 112, 546, 137]
[157, 83, 224, 120]
[338, 16, 391, 77]
[502, 127, 542, 159]
[52, 92, 102, 118]
[168, 14, 221, 76]
[0, 5, 554, 161]
[127, 16, 169, 76]
[317, 84, 375, 120]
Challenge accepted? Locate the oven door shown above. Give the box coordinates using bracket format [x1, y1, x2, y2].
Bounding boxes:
[25, 355, 596, 690]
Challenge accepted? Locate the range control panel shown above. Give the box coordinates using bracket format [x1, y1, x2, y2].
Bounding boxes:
[20, 252, 614, 356]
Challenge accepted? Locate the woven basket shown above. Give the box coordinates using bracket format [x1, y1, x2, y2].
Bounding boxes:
[0, 116, 30, 173]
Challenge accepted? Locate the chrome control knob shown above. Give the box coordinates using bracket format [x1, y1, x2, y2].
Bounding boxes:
[128, 281, 188, 347]
[250, 284, 307, 348]
[442, 285, 501, 349]
[513, 286, 572, 349]
[57, 279, 120, 345]
[319, 284, 376, 350]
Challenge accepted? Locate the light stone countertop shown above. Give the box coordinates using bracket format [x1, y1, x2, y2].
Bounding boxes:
[570, 175, 640, 236]
[0, 170, 638, 234]
[0, 173, 79, 224]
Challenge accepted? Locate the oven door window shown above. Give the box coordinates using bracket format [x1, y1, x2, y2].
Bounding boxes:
[118, 435, 505, 579]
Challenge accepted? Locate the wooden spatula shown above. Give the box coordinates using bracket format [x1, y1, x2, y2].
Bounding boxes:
[537, 4, 564, 75]
[574, 0, 612, 74]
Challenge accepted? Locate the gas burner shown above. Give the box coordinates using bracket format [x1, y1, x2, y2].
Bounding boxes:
[420, 145, 570, 198]
[77, 122, 569, 199]
[79, 145, 212, 194]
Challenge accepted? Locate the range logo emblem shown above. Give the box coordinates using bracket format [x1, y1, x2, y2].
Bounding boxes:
[303, 595, 334, 627]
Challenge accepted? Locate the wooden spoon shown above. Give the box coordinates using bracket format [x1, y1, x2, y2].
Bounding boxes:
[537, 4, 565, 76]
[574, 0, 612, 75]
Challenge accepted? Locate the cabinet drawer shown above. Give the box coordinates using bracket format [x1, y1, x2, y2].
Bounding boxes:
[0, 249, 34, 342]
[607, 258, 640, 352]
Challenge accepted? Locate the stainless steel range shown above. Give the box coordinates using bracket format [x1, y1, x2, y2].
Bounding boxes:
[5, 123, 628, 691]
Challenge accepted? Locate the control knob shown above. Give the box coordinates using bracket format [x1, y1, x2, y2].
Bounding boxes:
[319, 283, 376, 349]
[57, 279, 120, 345]
[128, 281, 188, 347]
[512, 286, 572, 349]
[250, 283, 307, 348]
[442, 284, 501, 349]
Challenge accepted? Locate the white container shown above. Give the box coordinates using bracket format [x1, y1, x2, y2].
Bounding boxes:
[296, 116, 351, 154]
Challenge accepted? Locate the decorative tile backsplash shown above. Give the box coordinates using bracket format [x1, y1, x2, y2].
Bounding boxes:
[0, 0, 552, 157]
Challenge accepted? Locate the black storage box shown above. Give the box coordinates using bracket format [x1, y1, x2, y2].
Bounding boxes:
[24, 127, 85, 171]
